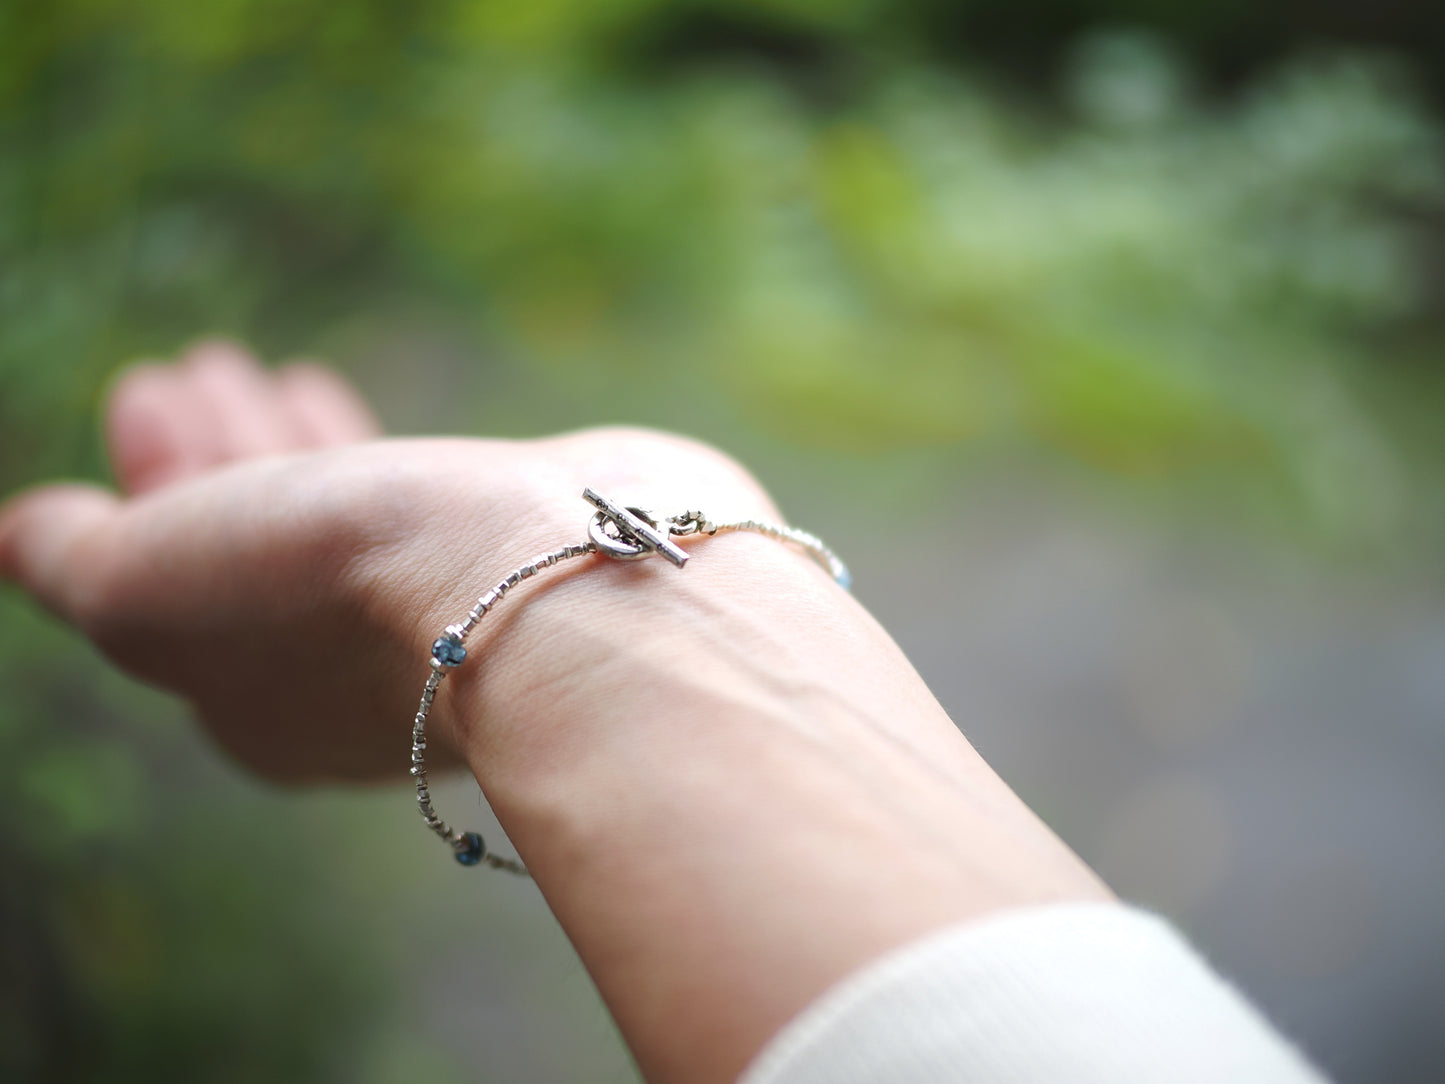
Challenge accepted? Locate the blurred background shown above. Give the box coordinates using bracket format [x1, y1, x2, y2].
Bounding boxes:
[2, 1, 1443, 1080]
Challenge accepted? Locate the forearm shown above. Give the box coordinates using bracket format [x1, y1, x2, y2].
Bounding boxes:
[433, 529, 1109, 1084]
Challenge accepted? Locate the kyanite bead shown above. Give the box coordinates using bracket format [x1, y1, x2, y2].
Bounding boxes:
[431, 633, 467, 667]
[454, 831, 485, 867]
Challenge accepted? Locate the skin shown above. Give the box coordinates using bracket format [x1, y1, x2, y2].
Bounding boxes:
[0, 342, 1111, 1084]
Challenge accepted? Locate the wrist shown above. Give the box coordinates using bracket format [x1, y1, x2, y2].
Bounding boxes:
[441, 525, 829, 792]
[346, 428, 782, 756]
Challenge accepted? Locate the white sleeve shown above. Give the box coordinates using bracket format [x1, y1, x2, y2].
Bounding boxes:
[738, 903, 1326, 1084]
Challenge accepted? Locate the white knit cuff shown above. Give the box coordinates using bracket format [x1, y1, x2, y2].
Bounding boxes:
[738, 902, 1326, 1084]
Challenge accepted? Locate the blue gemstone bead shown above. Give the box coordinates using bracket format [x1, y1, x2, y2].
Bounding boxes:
[431, 634, 467, 667]
[836, 566, 852, 592]
[454, 831, 485, 866]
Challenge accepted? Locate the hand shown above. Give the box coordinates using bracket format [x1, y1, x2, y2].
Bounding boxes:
[0, 341, 776, 780]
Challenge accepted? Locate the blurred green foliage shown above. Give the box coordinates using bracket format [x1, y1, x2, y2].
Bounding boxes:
[3, 1, 1445, 1079]
[4, 2, 1445, 537]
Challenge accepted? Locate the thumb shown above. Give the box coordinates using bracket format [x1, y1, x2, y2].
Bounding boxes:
[0, 483, 121, 624]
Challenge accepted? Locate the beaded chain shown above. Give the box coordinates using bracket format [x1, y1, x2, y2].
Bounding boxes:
[410, 487, 851, 872]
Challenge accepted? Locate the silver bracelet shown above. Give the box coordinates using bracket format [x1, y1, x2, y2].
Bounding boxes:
[410, 487, 851, 873]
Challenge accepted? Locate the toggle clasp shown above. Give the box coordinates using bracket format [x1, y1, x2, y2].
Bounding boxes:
[582, 488, 690, 567]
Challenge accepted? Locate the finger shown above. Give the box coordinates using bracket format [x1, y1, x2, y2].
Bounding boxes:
[276, 362, 384, 446]
[181, 339, 307, 459]
[0, 483, 120, 624]
[108, 363, 225, 495]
